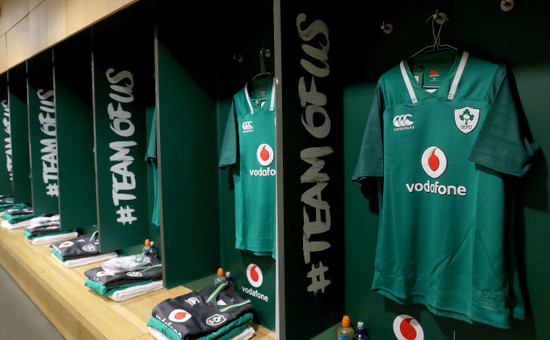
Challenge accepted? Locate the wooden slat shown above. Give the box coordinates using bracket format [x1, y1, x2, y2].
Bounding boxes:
[0, 225, 276, 340]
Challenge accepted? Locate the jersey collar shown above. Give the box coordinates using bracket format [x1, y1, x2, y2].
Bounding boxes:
[244, 76, 276, 114]
[399, 50, 469, 103]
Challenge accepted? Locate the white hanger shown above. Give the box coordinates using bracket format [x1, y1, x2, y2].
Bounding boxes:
[409, 10, 457, 59]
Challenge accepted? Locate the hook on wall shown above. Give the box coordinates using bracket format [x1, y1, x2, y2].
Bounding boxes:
[380, 21, 393, 34]
[500, 0, 514, 12]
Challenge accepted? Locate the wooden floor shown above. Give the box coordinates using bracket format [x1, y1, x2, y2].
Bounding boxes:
[0, 225, 276, 340]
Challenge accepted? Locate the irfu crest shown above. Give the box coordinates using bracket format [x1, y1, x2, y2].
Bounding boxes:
[454, 107, 480, 134]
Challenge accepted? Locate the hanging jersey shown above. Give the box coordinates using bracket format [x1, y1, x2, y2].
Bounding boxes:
[148, 282, 253, 339]
[352, 50, 538, 329]
[145, 109, 160, 227]
[219, 76, 276, 258]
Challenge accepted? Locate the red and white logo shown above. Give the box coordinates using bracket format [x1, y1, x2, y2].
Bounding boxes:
[96, 271, 112, 277]
[58, 241, 73, 248]
[256, 144, 274, 166]
[421, 146, 447, 179]
[168, 309, 192, 323]
[393, 315, 424, 340]
[429, 69, 439, 76]
[246, 263, 263, 288]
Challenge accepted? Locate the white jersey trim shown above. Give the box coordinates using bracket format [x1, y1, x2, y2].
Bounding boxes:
[448, 51, 469, 100]
[244, 77, 276, 114]
[400, 61, 418, 104]
[244, 84, 255, 114]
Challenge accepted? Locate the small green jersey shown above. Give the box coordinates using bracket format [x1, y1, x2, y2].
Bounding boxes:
[219, 76, 276, 258]
[353, 50, 538, 328]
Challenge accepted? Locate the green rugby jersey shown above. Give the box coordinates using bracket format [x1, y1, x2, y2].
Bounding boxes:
[219, 76, 276, 259]
[352, 50, 538, 328]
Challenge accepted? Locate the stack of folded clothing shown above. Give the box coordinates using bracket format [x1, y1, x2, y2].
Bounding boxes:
[22, 214, 78, 245]
[84, 254, 163, 301]
[1, 205, 34, 229]
[51, 231, 118, 267]
[147, 282, 256, 340]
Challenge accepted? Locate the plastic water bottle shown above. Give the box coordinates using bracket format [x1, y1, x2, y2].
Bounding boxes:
[225, 271, 233, 286]
[215, 268, 226, 285]
[149, 241, 157, 256]
[142, 239, 151, 255]
[337, 315, 355, 340]
[352, 321, 369, 340]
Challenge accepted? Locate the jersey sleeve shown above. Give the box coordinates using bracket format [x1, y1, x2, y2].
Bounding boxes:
[219, 102, 238, 168]
[145, 109, 157, 162]
[469, 65, 539, 177]
[351, 84, 385, 184]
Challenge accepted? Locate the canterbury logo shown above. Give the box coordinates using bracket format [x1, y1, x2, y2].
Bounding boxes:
[393, 114, 414, 127]
[242, 121, 253, 132]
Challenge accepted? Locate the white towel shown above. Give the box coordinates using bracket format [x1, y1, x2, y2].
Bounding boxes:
[28, 231, 78, 245]
[1, 219, 32, 229]
[51, 252, 118, 268]
[108, 280, 163, 302]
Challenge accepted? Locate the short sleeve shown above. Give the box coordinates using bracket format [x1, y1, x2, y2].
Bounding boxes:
[469, 65, 539, 177]
[352, 85, 385, 183]
[219, 102, 238, 168]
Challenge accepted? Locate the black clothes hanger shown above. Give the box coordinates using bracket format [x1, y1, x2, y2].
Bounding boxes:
[409, 10, 457, 59]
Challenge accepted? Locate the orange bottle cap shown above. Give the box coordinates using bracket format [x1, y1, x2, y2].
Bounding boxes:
[342, 315, 351, 327]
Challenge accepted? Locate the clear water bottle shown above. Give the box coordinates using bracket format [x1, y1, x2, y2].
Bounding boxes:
[215, 267, 226, 285]
[352, 321, 369, 340]
[337, 315, 355, 340]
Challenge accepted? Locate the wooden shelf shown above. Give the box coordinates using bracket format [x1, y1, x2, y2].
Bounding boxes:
[0, 224, 276, 340]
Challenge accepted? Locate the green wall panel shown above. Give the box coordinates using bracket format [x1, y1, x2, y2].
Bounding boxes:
[54, 31, 97, 232]
[27, 50, 59, 215]
[0, 73, 12, 194]
[92, 6, 154, 252]
[8, 64, 31, 204]
[340, 0, 550, 339]
[155, 17, 219, 287]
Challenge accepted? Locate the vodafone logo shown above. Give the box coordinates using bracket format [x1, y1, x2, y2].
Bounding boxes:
[59, 241, 73, 248]
[256, 144, 274, 167]
[421, 146, 447, 178]
[168, 309, 192, 323]
[393, 315, 424, 340]
[246, 263, 263, 288]
[96, 271, 112, 277]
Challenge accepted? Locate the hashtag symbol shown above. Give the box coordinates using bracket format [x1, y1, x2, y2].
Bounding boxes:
[46, 183, 59, 197]
[306, 261, 331, 296]
[116, 206, 137, 225]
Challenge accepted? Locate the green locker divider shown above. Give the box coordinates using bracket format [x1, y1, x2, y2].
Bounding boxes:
[92, 4, 155, 252]
[54, 30, 97, 233]
[8, 63, 32, 204]
[155, 3, 220, 288]
[0, 73, 12, 194]
[27, 49, 59, 215]
[276, 1, 345, 338]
